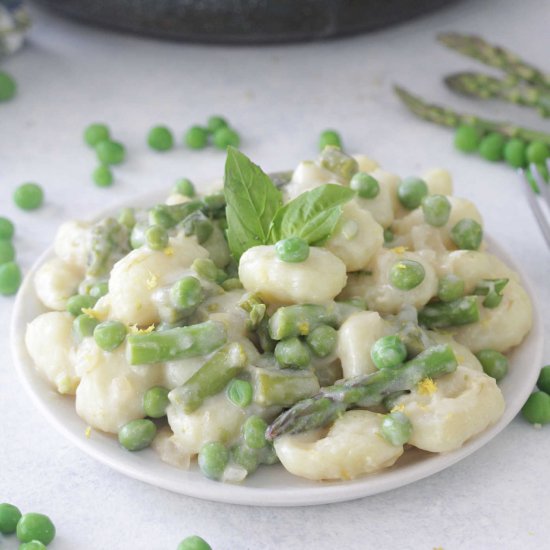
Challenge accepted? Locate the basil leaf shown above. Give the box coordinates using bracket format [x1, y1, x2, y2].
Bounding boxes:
[224, 147, 283, 260]
[269, 184, 355, 245]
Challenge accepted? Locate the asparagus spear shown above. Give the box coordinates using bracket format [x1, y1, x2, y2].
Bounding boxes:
[250, 366, 320, 407]
[445, 72, 550, 117]
[126, 320, 227, 365]
[437, 33, 550, 90]
[394, 85, 550, 146]
[266, 343, 458, 439]
[318, 146, 359, 182]
[169, 342, 248, 413]
[87, 217, 130, 278]
[268, 302, 362, 341]
[418, 296, 480, 329]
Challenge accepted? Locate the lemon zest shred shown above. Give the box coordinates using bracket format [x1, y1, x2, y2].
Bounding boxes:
[389, 246, 408, 255]
[391, 403, 405, 413]
[417, 377, 437, 395]
[85, 426, 92, 439]
[81, 308, 104, 321]
[146, 271, 159, 290]
[163, 246, 174, 256]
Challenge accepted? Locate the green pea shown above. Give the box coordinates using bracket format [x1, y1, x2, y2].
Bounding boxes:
[92, 164, 114, 188]
[380, 411, 412, 446]
[96, 140, 125, 165]
[174, 178, 196, 197]
[504, 138, 527, 168]
[20, 541, 47, 550]
[437, 274, 464, 302]
[371, 335, 407, 370]
[0, 261, 22, 295]
[16, 513, 56, 545]
[0, 70, 17, 102]
[89, 281, 109, 299]
[198, 441, 229, 480]
[306, 325, 338, 358]
[84, 123, 110, 147]
[397, 177, 428, 210]
[184, 126, 209, 149]
[389, 259, 425, 290]
[170, 276, 204, 311]
[383, 227, 394, 244]
[147, 125, 174, 151]
[231, 443, 260, 473]
[242, 415, 268, 449]
[475, 349, 509, 381]
[0, 216, 15, 239]
[118, 207, 136, 230]
[226, 379, 253, 408]
[14, 183, 44, 210]
[207, 115, 228, 134]
[118, 419, 157, 451]
[537, 365, 550, 394]
[421, 194, 451, 227]
[177, 535, 212, 550]
[0, 502, 22, 534]
[143, 386, 170, 418]
[73, 313, 99, 339]
[450, 218, 483, 250]
[66, 294, 98, 316]
[212, 127, 240, 149]
[275, 237, 309, 263]
[534, 163, 550, 182]
[350, 172, 380, 199]
[454, 124, 481, 152]
[0, 239, 15, 264]
[478, 132, 505, 161]
[521, 391, 550, 425]
[192, 258, 227, 283]
[93, 320, 127, 351]
[145, 224, 169, 251]
[318, 129, 342, 151]
[275, 337, 311, 369]
[340, 296, 368, 310]
[526, 140, 550, 164]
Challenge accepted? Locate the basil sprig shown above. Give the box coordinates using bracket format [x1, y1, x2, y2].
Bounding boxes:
[224, 147, 355, 260]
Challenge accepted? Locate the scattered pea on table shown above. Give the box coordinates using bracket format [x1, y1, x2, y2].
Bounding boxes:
[0, 70, 17, 101]
[184, 126, 209, 150]
[454, 124, 481, 153]
[16, 513, 56, 545]
[14, 183, 44, 211]
[84, 123, 110, 147]
[96, 139, 126, 165]
[318, 129, 342, 151]
[92, 164, 114, 187]
[0, 261, 22, 295]
[177, 535, 212, 550]
[0, 502, 22, 534]
[0, 216, 15, 239]
[148, 125, 174, 151]
[212, 126, 240, 149]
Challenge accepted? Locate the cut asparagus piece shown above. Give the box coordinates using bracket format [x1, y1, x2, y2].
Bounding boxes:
[394, 85, 550, 146]
[148, 200, 203, 229]
[318, 146, 359, 182]
[438, 32, 550, 90]
[251, 366, 320, 407]
[445, 72, 550, 117]
[87, 217, 130, 277]
[473, 278, 509, 308]
[126, 320, 227, 365]
[268, 302, 360, 340]
[169, 342, 248, 413]
[266, 344, 458, 439]
[418, 296, 480, 329]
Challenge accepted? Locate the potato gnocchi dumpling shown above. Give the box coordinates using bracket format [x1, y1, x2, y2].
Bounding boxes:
[25, 150, 532, 486]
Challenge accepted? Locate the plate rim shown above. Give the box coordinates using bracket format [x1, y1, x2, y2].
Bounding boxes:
[10, 188, 544, 507]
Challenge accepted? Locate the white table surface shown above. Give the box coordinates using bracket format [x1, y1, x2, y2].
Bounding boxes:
[1, 0, 550, 548]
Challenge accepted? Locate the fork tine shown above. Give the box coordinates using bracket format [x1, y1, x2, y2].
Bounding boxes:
[520, 167, 550, 248]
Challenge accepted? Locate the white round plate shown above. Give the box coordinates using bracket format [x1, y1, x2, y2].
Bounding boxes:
[10, 190, 544, 507]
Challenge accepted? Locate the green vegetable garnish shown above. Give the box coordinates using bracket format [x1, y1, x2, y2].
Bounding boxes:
[0, 217, 14, 239]
[16, 513, 56, 545]
[147, 125, 174, 151]
[213, 127, 240, 149]
[0, 261, 22, 295]
[14, 183, 44, 210]
[0, 239, 15, 264]
[275, 237, 309, 263]
[318, 129, 342, 151]
[96, 140, 125, 165]
[84, 123, 110, 147]
[522, 392, 550, 425]
[185, 126, 209, 149]
[92, 164, 114, 187]
[0, 71, 16, 101]
[118, 419, 157, 451]
[0, 502, 21, 534]
[177, 535, 212, 550]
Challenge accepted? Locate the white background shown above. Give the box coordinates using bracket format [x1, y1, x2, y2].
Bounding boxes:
[1, 0, 550, 548]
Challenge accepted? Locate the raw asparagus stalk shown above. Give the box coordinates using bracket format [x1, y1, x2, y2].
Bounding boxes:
[445, 72, 550, 117]
[394, 85, 550, 146]
[126, 320, 227, 365]
[437, 32, 550, 90]
[251, 366, 320, 407]
[169, 342, 247, 413]
[87, 217, 130, 278]
[418, 296, 479, 329]
[266, 344, 458, 439]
